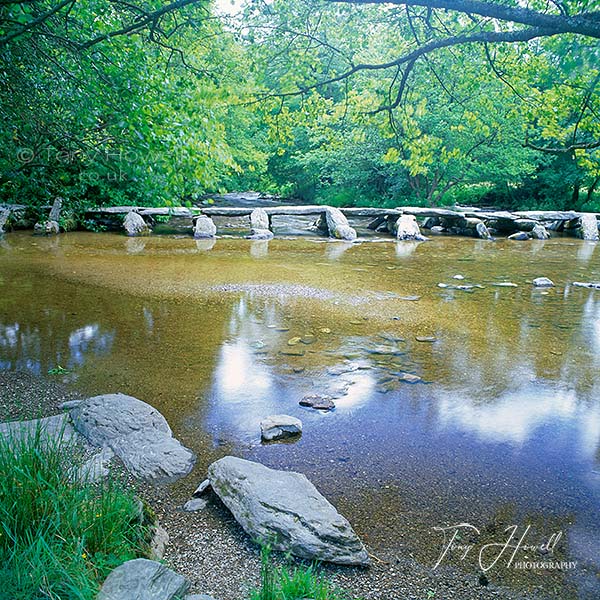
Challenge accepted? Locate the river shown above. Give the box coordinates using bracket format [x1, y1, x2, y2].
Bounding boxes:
[0, 227, 599, 598]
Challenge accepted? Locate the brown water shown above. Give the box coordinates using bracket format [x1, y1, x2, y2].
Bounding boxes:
[1, 231, 599, 598]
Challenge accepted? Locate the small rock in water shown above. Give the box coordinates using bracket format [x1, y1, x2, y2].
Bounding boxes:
[379, 332, 405, 343]
[300, 335, 316, 345]
[398, 295, 421, 301]
[260, 415, 302, 441]
[415, 336, 437, 343]
[492, 282, 518, 288]
[299, 395, 335, 411]
[319, 327, 332, 334]
[508, 232, 530, 241]
[437, 283, 449, 288]
[532, 277, 554, 288]
[396, 372, 423, 384]
[287, 337, 302, 346]
[327, 363, 359, 376]
[280, 348, 305, 356]
[293, 366, 306, 373]
[573, 281, 600, 290]
[453, 274, 465, 280]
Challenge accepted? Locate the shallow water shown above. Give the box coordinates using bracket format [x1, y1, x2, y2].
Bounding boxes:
[1, 230, 599, 598]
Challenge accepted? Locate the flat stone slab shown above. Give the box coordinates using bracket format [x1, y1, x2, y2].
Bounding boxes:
[208, 456, 369, 566]
[109, 429, 195, 481]
[0, 413, 77, 444]
[98, 559, 189, 600]
[71, 393, 195, 482]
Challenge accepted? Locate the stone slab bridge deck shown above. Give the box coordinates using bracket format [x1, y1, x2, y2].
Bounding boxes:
[84, 204, 599, 242]
[2, 203, 598, 241]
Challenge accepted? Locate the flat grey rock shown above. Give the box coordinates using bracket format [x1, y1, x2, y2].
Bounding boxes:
[208, 456, 370, 566]
[98, 559, 189, 600]
[299, 394, 335, 411]
[573, 281, 600, 289]
[108, 428, 195, 482]
[71, 394, 195, 482]
[508, 231, 530, 241]
[71, 393, 171, 446]
[260, 414, 302, 441]
[183, 497, 208, 512]
[0, 413, 77, 444]
[74, 446, 114, 483]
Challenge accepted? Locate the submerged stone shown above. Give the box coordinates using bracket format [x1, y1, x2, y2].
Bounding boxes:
[299, 394, 335, 411]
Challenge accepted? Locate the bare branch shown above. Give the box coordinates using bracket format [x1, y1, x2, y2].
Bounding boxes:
[330, 0, 600, 39]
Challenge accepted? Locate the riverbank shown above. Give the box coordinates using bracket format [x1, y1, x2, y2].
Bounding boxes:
[0, 369, 556, 600]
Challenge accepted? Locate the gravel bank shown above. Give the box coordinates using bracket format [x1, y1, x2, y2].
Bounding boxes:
[0, 370, 82, 422]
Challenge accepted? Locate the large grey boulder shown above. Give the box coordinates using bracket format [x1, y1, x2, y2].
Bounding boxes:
[476, 221, 492, 240]
[71, 393, 170, 446]
[325, 207, 357, 241]
[0, 207, 10, 233]
[109, 429, 195, 481]
[250, 207, 271, 231]
[98, 559, 189, 600]
[208, 456, 370, 566]
[395, 215, 428, 241]
[124, 211, 150, 236]
[193, 215, 217, 239]
[71, 393, 195, 482]
[578, 214, 599, 241]
[531, 223, 550, 240]
[34, 197, 62, 235]
[260, 415, 302, 441]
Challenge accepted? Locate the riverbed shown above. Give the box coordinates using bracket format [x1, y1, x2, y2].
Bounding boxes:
[1, 230, 599, 599]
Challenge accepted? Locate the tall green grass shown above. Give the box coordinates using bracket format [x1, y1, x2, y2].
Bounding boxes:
[249, 546, 361, 600]
[0, 425, 148, 599]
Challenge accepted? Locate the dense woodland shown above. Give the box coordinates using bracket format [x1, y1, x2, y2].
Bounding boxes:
[1, 0, 599, 224]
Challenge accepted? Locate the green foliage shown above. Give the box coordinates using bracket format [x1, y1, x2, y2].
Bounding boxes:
[0, 425, 148, 599]
[249, 546, 360, 600]
[1, 0, 599, 213]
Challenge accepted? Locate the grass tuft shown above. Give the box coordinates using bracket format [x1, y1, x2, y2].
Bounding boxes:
[0, 423, 148, 599]
[249, 546, 361, 600]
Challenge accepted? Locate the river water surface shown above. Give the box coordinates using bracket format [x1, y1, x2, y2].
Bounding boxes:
[1, 229, 599, 598]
